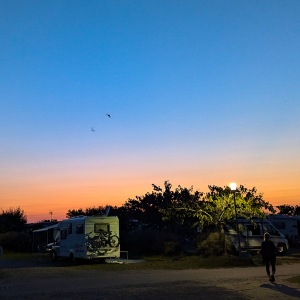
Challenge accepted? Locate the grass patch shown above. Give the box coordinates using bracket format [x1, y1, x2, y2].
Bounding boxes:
[276, 252, 300, 265]
[0, 270, 8, 279]
[286, 276, 300, 285]
[1, 252, 256, 272]
[142, 255, 255, 269]
[2, 250, 300, 272]
[277, 258, 300, 264]
[251, 250, 300, 266]
[72, 255, 256, 271]
[1, 251, 35, 260]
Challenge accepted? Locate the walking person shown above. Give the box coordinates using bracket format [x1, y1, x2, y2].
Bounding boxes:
[260, 232, 277, 282]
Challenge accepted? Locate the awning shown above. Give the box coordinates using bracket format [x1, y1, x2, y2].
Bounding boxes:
[33, 223, 59, 233]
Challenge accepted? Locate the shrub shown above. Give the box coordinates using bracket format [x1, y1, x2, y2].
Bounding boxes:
[163, 240, 182, 256]
[120, 228, 183, 256]
[120, 228, 158, 255]
[197, 231, 232, 257]
[0, 231, 31, 252]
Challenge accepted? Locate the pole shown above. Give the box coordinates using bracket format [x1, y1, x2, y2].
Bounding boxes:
[233, 190, 241, 255]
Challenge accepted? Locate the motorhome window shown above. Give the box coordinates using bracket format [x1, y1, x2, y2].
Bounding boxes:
[94, 223, 109, 233]
[54, 229, 60, 242]
[61, 228, 67, 239]
[68, 223, 72, 234]
[263, 224, 280, 236]
[272, 222, 286, 230]
[76, 224, 84, 234]
[246, 224, 261, 235]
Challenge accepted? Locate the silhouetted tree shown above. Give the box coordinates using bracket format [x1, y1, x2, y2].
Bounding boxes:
[122, 181, 202, 234]
[123, 181, 168, 229]
[175, 184, 275, 230]
[161, 183, 205, 231]
[0, 207, 27, 233]
[66, 208, 85, 218]
[276, 205, 300, 216]
[66, 206, 107, 218]
[65, 205, 129, 232]
[163, 184, 275, 255]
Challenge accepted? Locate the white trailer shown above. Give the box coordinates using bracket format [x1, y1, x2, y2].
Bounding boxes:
[226, 218, 289, 255]
[268, 214, 300, 244]
[50, 216, 120, 261]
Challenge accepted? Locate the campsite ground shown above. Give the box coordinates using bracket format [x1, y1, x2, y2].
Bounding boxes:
[0, 251, 300, 299]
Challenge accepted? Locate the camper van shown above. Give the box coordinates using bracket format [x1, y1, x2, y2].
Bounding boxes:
[226, 218, 289, 255]
[49, 216, 120, 261]
[268, 214, 300, 246]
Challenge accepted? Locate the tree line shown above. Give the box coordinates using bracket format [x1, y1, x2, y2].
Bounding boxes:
[1, 181, 300, 234]
[0, 181, 299, 254]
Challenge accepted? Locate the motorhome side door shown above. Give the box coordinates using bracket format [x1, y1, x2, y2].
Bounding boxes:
[242, 223, 263, 250]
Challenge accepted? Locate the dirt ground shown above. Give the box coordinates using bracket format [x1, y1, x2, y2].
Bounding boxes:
[0, 257, 300, 299]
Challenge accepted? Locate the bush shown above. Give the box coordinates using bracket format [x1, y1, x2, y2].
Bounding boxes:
[120, 228, 183, 256]
[197, 231, 232, 257]
[0, 231, 31, 252]
[163, 240, 182, 256]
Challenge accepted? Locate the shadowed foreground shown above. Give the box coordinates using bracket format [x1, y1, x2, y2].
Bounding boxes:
[0, 258, 300, 299]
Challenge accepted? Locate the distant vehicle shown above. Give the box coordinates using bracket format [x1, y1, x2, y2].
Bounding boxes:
[48, 216, 120, 261]
[225, 218, 289, 255]
[268, 214, 300, 246]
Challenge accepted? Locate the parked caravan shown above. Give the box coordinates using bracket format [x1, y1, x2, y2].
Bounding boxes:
[32, 223, 59, 252]
[226, 218, 289, 255]
[268, 214, 300, 246]
[49, 216, 120, 261]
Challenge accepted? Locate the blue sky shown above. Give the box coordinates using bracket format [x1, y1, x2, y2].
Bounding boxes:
[1, 0, 300, 221]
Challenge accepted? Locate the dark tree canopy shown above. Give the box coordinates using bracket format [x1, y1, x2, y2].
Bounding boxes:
[122, 181, 202, 231]
[204, 185, 275, 227]
[66, 206, 106, 218]
[161, 184, 275, 232]
[276, 205, 300, 216]
[0, 207, 27, 233]
[104, 181, 277, 235]
[62, 181, 290, 236]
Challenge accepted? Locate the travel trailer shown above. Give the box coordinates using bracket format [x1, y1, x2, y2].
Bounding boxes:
[226, 218, 289, 255]
[268, 214, 300, 245]
[32, 222, 59, 252]
[49, 216, 120, 261]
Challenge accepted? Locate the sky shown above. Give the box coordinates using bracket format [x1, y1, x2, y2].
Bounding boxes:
[1, 0, 300, 223]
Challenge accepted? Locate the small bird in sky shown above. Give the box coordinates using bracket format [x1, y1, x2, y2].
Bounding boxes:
[91, 127, 95, 132]
[106, 114, 111, 118]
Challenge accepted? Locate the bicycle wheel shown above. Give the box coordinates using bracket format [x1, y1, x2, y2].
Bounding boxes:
[91, 236, 102, 248]
[109, 235, 120, 247]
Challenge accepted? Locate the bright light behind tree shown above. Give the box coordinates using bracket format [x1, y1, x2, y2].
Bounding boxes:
[229, 182, 237, 191]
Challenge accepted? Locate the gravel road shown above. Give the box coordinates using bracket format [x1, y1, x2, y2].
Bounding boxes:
[0, 259, 300, 299]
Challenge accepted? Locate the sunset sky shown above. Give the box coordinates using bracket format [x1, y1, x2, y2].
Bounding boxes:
[1, 1, 300, 223]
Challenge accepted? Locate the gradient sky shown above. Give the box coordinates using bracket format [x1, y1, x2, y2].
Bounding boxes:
[1, 0, 300, 223]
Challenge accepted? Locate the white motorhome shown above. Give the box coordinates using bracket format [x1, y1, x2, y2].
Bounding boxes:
[50, 216, 120, 261]
[268, 214, 300, 245]
[226, 218, 289, 255]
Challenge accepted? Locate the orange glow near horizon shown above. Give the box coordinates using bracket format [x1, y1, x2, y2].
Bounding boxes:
[1, 1, 300, 225]
[2, 138, 300, 223]
[2, 174, 299, 223]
